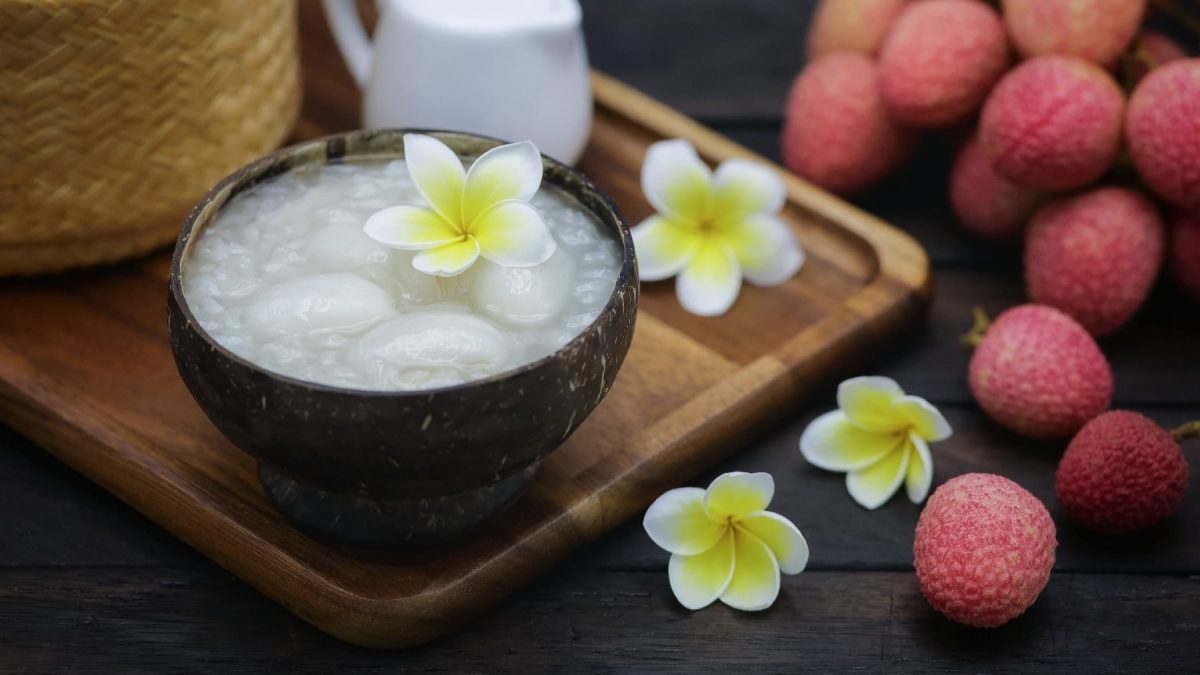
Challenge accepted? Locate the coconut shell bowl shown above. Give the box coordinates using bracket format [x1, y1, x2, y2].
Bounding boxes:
[166, 129, 638, 549]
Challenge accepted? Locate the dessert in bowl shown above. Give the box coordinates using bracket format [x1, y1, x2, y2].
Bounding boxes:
[167, 129, 638, 547]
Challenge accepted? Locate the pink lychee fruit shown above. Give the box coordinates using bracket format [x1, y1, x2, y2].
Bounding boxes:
[914, 473, 1057, 628]
[1169, 211, 1200, 302]
[967, 304, 1112, 439]
[1024, 187, 1165, 337]
[1126, 59, 1200, 210]
[1000, 0, 1147, 67]
[878, 0, 1010, 128]
[806, 0, 908, 59]
[1127, 31, 1188, 85]
[950, 135, 1042, 240]
[1056, 411, 1192, 534]
[782, 53, 917, 195]
[979, 56, 1125, 192]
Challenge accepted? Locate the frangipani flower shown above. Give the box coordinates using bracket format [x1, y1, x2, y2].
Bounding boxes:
[800, 377, 952, 510]
[632, 139, 804, 316]
[363, 134, 556, 276]
[643, 472, 808, 611]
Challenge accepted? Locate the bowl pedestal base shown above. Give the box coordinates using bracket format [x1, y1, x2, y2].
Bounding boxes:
[258, 463, 538, 549]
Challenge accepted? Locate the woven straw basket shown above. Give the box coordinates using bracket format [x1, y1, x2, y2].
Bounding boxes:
[0, 0, 301, 275]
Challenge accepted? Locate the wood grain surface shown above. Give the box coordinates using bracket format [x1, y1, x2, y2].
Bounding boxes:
[2, 0, 1198, 671]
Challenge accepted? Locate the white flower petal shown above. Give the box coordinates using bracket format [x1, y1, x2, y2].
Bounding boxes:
[676, 239, 742, 317]
[845, 441, 911, 510]
[668, 529, 735, 610]
[411, 237, 479, 277]
[905, 432, 934, 504]
[837, 376, 908, 433]
[363, 205, 462, 250]
[719, 214, 804, 287]
[471, 200, 556, 267]
[641, 139, 713, 225]
[799, 411, 906, 472]
[404, 134, 466, 225]
[462, 140, 543, 225]
[892, 395, 952, 442]
[738, 512, 809, 575]
[719, 528, 781, 611]
[712, 158, 786, 221]
[631, 215, 701, 281]
[705, 471, 774, 521]
[643, 487, 727, 556]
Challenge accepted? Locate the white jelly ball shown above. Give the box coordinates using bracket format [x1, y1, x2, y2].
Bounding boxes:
[349, 310, 509, 387]
[388, 253, 445, 304]
[243, 274, 394, 338]
[467, 251, 574, 326]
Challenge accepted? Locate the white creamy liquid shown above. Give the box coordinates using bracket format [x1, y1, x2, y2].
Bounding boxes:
[183, 159, 621, 391]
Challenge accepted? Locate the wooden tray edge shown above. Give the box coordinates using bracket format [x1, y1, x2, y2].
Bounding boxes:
[0, 73, 934, 649]
[589, 72, 932, 305]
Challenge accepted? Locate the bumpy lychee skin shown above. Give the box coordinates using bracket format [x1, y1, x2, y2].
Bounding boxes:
[1056, 411, 1190, 534]
[1025, 187, 1165, 337]
[1128, 32, 1188, 85]
[914, 473, 1057, 628]
[968, 305, 1112, 439]
[878, 0, 1010, 128]
[782, 54, 916, 195]
[1000, 0, 1146, 67]
[807, 0, 908, 59]
[1126, 59, 1200, 210]
[950, 136, 1042, 240]
[1169, 211, 1200, 302]
[979, 56, 1124, 192]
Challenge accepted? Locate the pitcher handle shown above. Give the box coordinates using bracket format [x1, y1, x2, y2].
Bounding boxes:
[322, 0, 373, 87]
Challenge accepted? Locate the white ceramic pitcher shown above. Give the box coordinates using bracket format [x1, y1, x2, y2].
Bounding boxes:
[322, 0, 592, 164]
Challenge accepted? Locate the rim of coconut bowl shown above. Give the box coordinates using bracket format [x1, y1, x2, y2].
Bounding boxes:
[167, 127, 640, 399]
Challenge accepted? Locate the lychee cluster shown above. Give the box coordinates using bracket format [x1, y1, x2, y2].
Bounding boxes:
[788, 0, 1200, 325]
[793, 0, 1200, 629]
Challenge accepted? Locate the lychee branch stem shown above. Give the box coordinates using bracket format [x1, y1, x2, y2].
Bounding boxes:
[960, 307, 991, 348]
[1170, 421, 1200, 443]
[1121, 46, 1157, 92]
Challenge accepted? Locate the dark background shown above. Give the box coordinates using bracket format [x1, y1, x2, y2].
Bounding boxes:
[3, 1, 1199, 671]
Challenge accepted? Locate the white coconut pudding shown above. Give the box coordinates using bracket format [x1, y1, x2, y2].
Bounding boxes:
[182, 136, 621, 391]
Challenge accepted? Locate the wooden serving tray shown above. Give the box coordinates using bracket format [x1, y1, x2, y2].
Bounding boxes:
[0, 73, 929, 648]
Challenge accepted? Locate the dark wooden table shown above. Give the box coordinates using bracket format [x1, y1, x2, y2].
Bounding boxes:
[4, 2, 1198, 671]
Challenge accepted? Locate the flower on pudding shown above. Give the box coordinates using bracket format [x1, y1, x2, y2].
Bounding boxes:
[800, 377, 952, 510]
[643, 471, 808, 611]
[632, 139, 804, 316]
[363, 134, 556, 276]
